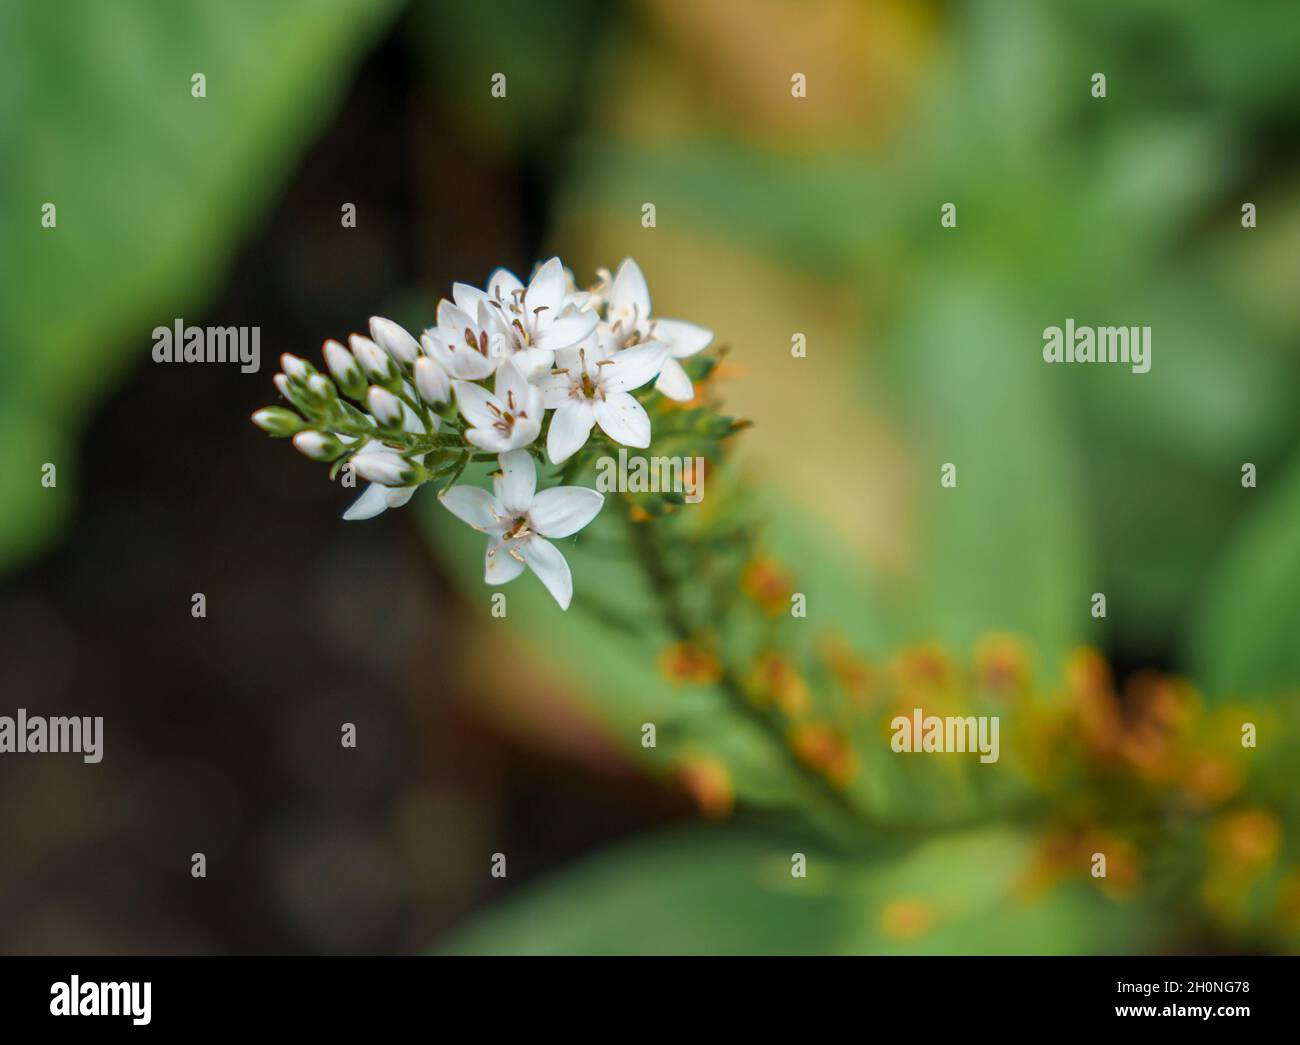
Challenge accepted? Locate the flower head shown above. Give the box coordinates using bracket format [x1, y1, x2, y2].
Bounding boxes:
[453, 360, 542, 453]
[439, 449, 604, 609]
[454, 258, 598, 380]
[541, 336, 667, 463]
[604, 258, 713, 401]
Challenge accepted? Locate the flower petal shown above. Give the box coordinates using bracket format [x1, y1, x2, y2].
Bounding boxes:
[465, 427, 513, 453]
[494, 359, 541, 416]
[610, 258, 651, 322]
[530, 486, 604, 538]
[452, 281, 488, 313]
[439, 485, 500, 531]
[485, 538, 526, 585]
[526, 257, 566, 315]
[496, 448, 536, 513]
[547, 399, 596, 463]
[431, 332, 496, 380]
[486, 267, 524, 304]
[536, 308, 599, 352]
[342, 482, 390, 521]
[593, 391, 651, 448]
[654, 355, 694, 401]
[521, 537, 574, 610]
[453, 380, 500, 429]
[655, 317, 713, 358]
[510, 345, 556, 381]
[602, 341, 668, 393]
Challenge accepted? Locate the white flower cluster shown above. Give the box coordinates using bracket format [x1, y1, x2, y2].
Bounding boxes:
[254, 258, 713, 609]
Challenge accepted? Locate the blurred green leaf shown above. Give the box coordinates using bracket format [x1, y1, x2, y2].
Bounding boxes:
[0, 0, 398, 575]
[440, 822, 1162, 955]
[408, 0, 609, 155]
[418, 474, 896, 838]
[1187, 451, 1300, 699]
[882, 274, 1088, 673]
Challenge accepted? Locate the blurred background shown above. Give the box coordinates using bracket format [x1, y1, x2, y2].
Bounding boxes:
[3, 0, 1300, 954]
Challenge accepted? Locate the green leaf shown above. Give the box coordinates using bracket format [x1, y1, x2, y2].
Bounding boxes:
[439, 822, 1162, 955]
[0, 0, 399, 575]
[418, 475, 891, 839]
[1187, 451, 1300, 699]
[881, 274, 1088, 672]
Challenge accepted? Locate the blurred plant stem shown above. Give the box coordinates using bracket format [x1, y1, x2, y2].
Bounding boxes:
[620, 501, 900, 842]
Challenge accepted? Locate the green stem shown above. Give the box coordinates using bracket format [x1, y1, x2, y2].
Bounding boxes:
[621, 505, 903, 841]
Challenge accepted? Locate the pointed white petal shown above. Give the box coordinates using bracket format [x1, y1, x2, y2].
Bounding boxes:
[493, 359, 533, 411]
[511, 345, 556, 381]
[526, 257, 566, 314]
[496, 448, 536, 513]
[465, 427, 512, 453]
[431, 335, 496, 380]
[594, 391, 651, 448]
[655, 317, 713, 358]
[342, 483, 391, 521]
[521, 537, 574, 609]
[439, 485, 499, 530]
[654, 355, 694, 401]
[547, 400, 596, 463]
[486, 267, 525, 303]
[602, 342, 668, 393]
[536, 308, 599, 352]
[530, 486, 604, 538]
[453, 380, 500, 429]
[452, 281, 488, 313]
[610, 257, 651, 321]
[485, 538, 526, 585]
[540, 372, 575, 410]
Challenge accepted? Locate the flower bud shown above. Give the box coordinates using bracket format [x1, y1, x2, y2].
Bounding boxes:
[280, 353, 314, 382]
[414, 355, 451, 406]
[323, 339, 367, 399]
[367, 385, 405, 428]
[292, 430, 344, 461]
[350, 334, 398, 384]
[251, 406, 305, 437]
[352, 450, 418, 487]
[273, 373, 317, 416]
[307, 373, 338, 402]
[369, 316, 421, 366]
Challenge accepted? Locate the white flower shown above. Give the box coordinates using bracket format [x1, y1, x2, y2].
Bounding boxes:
[605, 258, 713, 401]
[456, 258, 599, 380]
[453, 360, 543, 453]
[439, 449, 603, 609]
[424, 299, 506, 381]
[541, 337, 667, 463]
